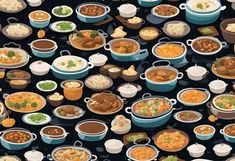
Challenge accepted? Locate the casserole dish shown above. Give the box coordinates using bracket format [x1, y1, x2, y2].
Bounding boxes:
[125, 93, 177, 128]
[76, 2, 110, 23]
[140, 60, 183, 92]
[117, 4, 139, 18]
[220, 123, 235, 143]
[0, 128, 37, 150]
[186, 65, 208, 81]
[104, 38, 149, 62]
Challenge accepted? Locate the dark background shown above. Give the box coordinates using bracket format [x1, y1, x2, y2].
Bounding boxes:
[0, 0, 235, 160]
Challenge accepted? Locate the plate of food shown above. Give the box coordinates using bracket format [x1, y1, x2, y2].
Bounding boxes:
[53, 105, 85, 120]
[151, 4, 179, 19]
[154, 129, 189, 152]
[22, 113, 51, 125]
[3, 92, 46, 113]
[68, 29, 107, 51]
[50, 21, 76, 33]
[163, 20, 190, 38]
[36, 80, 57, 92]
[0, 0, 27, 13]
[85, 74, 113, 92]
[174, 110, 202, 123]
[52, 5, 73, 17]
[211, 56, 235, 79]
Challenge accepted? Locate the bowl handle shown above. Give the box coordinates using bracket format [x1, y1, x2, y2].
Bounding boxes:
[142, 93, 152, 99]
[47, 154, 53, 161]
[169, 99, 177, 105]
[104, 43, 110, 51]
[125, 107, 132, 115]
[88, 62, 94, 69]
[202, 71, 209, 79]
[177, 72, 184, 80]
[7, 17, 18, 24]
[84, 97, 90, 103]
[105, 6, 110, 13]
[32, 133, 37, 141]
[139, 73, 146, 80]
[60, 50, 71, 56]
[91, 154, 98, 161]
[2, 93, 9, 99]
[97, 29, 108, 38]
[3, 42, 21, 48]
[220, 129, 224, 135]
[158, 37, 171, 43]
[206, 101, 212, 108]
[186, 39, 193, 46]
[179, 3, 186, 10]
[0, 131, 4, 137]
[132, 49, 149, 61]
[152, 60, 170, 67]
[220, 6, 226, 11]
[74, 140, 83, 146]
[221, 41, 227, 48]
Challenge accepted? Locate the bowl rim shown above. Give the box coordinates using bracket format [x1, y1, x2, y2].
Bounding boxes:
[40, 125, 67, 139]
[36, 80, 57, 92]
[52, 5, 73, 18]
[28, 10, 51, 22]
[193, 124, 216, 136]
[151, 4, 180, 19]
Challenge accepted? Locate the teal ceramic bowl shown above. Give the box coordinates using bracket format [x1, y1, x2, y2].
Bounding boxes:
[220, 124, 235, 143]
[138, 0, 162, 7]
[75, 119, 108, 142]
[152, 41, 187, 65]
[28, 10, 51, 28]
[140, 60, 183, 92]
[104, 38, 149, 62]
[40, 126, 67, 145]
[0, 128, 37, 150]
[194, 125, 215, 140]
[51, 63, 94, 80]
[179, 3, 226, 25]
[76, 2, 110, 23]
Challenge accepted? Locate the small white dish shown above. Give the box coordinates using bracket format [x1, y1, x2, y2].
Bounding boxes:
[88, 53, 108, 67]
[24, 150, 44, 161]
[27, 0, 43, 7]
[36, 80, 57, 92]
[49, 21, 76, 33]
[29, 60, 50, 76]
[151, 4, 179, 19]
[118, 3, 139, 18]
[173, 110, 202, 123]
[22, 113, 51, 125]
[209, 79, 228, 94]
[52, 5, 73, 18]
[213, 143, 232, 157]
[186, 64, 208, 81]
[117, 83, 142, 98]
[187, 143, 206, 158]
[104, 139, 123, 154]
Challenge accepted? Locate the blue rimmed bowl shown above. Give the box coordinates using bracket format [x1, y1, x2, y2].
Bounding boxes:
[75, 119, 108, 142]
[138, 0, 162, 7]
[28, 10, 51, 28]
[194, 125, 216, 140]
[51, 62, 94, 80]
[179, 1, 226, 25]
[0, 128, 37, 150]
[40, 126, 68, 145]
[220, 124, 235, 143]
[29, 39, 58, 58]
[76, 2, 110, 23]
[104, 38, 149, 62]
[152, 39, 187, 65]
[177, 88, 211, 106]
[140, 60, 183, 92]
[125, 93, 177, 128]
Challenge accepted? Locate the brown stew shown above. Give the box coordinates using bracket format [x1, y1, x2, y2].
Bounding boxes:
[225, 124, 235, 136]
[78, 121, 106, 134]
[80, 4, 105, 16]
[7, 70, 30, 79]
[32, 40, 55, 51]
[147, 68, 177, 82]
[42, 127, 64, 136]
[3, 131, 31, 143]
[111, 40, 139, 54]
[192, 39, 220, 53]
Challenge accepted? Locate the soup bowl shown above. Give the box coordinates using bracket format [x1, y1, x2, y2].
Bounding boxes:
[140, 60, 183, 92]
[29, 39, 58, 58]
[194, 125, 216, 140]
[152, 38, 187, 65]
[125, 93, 177, 128]
[220, 123, 235, 143]
[75, 119, 108, 142]
[138, 0, 163, 7]
[104, 38, 149, 62]
[28, 10, 51, 28]
[179, 0, 226, 25]
[60, 80, 84, 101]
[0, 128, 37, 150]
[76, 2, 110, 23]
[40, 126, 68, 145]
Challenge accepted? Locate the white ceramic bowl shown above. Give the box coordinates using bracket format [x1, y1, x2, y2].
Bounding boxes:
[27, 0, 43, 7]
[104, 139, 123, 154]
[186, 65, 208, 81]
[29, 60, 50, 76]
[117, 84, 142, 98]
[209, 80, 228, 94]
[24, 150, 44, 161]
[88, 53, 108, 67]
[187, 143, 206, 158]
[118, 4, 139, 18]
[213, 143, 232, 157]
[111, 119, 131, 134]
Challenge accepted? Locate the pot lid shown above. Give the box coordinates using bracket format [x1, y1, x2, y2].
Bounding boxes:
[24, 150, 44, 160]
[30, 60, 50, 70]
[187, 143, 206, 152]
[118, 84, 137, 93]
[213, 143, 232, 152]
[187, 65, 207, 76]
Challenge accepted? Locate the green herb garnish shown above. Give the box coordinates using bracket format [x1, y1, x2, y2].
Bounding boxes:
[27, 113, 47, 123]
[90, 30, 98, 38]
[7, 51, 15, 57]
[200, 27, 213, 35]
[66, 60, 76, 68]
[55, 21, 73, 31]
[54, 6, 72, 16]
[31, 102, 38, 108]
[162, 156, 179, 161]
[38, 82, 56, 90]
